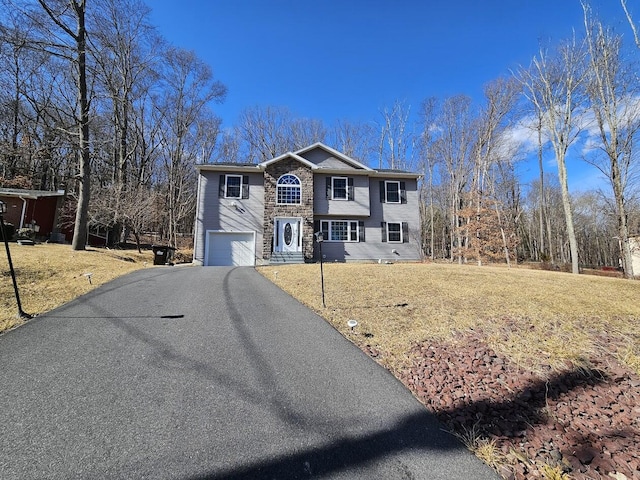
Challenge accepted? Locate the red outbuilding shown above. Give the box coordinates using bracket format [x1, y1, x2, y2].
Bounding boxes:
[0, 188, 66, 241]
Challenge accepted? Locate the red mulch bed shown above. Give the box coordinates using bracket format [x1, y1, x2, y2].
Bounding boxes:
[363, 335, 640, 479]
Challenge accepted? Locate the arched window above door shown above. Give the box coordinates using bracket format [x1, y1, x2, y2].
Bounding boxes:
[276, 174, 301, 204]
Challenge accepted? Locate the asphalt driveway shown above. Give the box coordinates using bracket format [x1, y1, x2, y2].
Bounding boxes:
[0, 266, 498, 479]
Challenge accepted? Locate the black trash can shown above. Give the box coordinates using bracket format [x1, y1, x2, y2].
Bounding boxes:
[152, 245, 175, 265]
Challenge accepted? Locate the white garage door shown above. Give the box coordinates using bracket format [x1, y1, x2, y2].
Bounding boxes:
[206, 231, 255, 266]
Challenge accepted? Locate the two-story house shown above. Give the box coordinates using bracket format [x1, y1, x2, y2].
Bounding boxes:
[193, 143, 421, 266]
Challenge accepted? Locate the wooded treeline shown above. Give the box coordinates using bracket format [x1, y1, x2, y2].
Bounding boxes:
[0, 0, 225, 250]
[1, 0, 640, 276]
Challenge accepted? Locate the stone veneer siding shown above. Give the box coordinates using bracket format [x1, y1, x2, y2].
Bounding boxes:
[263, 159, 315, 261]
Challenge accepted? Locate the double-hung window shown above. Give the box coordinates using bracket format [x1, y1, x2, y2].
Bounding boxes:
[387, 222, 402, 242]
[326, 176, 354, 200]
[225, 175, 242, 198]
[380, 180, 406, 204]
[385, 181, 401, 203]
[381, 221, 408, 243]
[219, 174, 249, 199]
[332, 177, 348, 200]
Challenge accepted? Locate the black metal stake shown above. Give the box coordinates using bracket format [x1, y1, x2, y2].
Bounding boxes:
[0, 213, 31, 319]
[317, 235, 326, 308]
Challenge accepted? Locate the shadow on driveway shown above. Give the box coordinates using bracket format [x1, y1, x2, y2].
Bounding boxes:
[0, 267, 500, 479]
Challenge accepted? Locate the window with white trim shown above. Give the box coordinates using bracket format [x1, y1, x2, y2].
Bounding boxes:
[332, 177, 348, 200]
[320, 220, 360, 242]
[276, 174, 301, 204]
[326, 176, 355, 201]
[385, 181, 401, 203]
[387, 222, 402, 242]
[225, 175, 242, 198]
[219, 174, 249, 199]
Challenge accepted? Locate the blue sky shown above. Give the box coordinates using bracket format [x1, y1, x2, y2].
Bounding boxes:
[148, 1, 635, 189]
[149, 1, 629, 125]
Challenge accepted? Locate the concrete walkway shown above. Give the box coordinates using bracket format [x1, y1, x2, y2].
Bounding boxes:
[0, 267, 498, 479]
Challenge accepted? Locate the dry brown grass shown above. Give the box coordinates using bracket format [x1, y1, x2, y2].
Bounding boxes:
[258, 262, 640, 375]
[0, 243, 153, 333]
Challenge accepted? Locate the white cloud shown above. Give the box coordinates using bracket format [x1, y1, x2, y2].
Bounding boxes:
[580, 94, 640, 157]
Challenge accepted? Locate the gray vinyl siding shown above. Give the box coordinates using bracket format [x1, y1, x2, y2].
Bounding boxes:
[370, 178, 419, 225]
[194, 171, 264, 264]
[313, 178, 421, 262]
[299, 148, 363, 169]
[315, 220, 421, 262]
[313, 174, 370, 216]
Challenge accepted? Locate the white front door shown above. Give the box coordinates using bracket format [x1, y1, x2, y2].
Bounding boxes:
[274, 218, 302, 253]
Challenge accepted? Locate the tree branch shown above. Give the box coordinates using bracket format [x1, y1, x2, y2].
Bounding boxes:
[37, 0, 78, 41]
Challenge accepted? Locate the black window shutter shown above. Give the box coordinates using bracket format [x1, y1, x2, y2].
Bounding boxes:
[322, 221, 329, 239]
[379, 181, 385, 203]
[242, 175, 249, 199]
[400, 181, 407, 204]
[219, 175, 226, 197]
[381, 222, 387, 242]
[348, 177, 354, 201]
[314, 220, 320, 235]
[358, 220, 365, 242]
[402, 222, 409, 243]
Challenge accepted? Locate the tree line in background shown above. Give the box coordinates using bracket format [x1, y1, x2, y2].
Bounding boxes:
[0, 0, 225, 250]
[1, 0, 640, 276]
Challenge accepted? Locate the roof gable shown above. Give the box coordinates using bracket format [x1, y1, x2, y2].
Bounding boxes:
[259, 152, 317, 170]
[294, 142, 373, 171]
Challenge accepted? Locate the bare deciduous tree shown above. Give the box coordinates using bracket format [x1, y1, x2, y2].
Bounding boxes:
[378, 100, 415, 171]
[621, 0, 640, 49]
[583, 3, 640, 278]
[154, 47, 225, 248]
[418, 97, 439, 260]
[91, 0, 160, 187]
[33, 0, 91, 250]
[468, 77, 521, 266]
[289, 117, 326, 151]
[517, 37, 588, 274]
[237, 106, 292, 163]
[422, 95, 476, 263]
[330, 119, 376, 164]
[234, 105, 326, 163]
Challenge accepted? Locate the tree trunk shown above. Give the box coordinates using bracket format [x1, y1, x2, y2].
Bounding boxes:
[546, 202, 554, 264]
[134, 230, 142, 254]
[429, 194, 435, 261]
[117, 98, 129, 186]
[613, 162, 634, 278]
[537, 120, 545, 261]
[494, 201, 511, 267]
[557, 152, 579, 273]
[71, 0, 90, 251]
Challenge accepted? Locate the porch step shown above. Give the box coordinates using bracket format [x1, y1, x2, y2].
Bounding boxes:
[270, 252, 305, 264]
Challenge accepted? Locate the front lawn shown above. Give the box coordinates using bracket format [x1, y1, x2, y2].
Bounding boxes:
[0, 243, 152, 333]
[259, 262, 640, 375]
